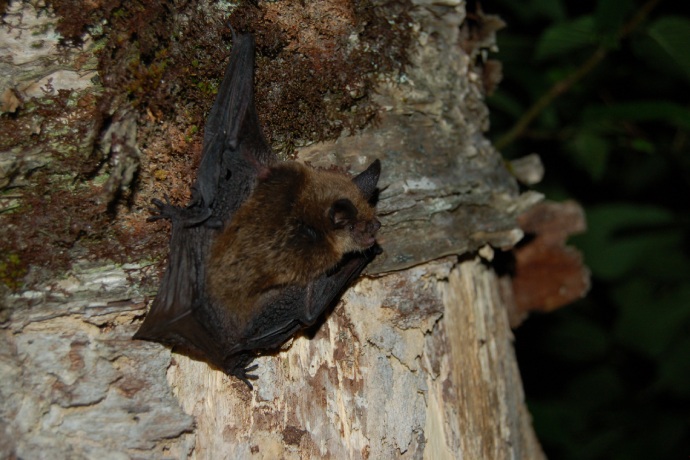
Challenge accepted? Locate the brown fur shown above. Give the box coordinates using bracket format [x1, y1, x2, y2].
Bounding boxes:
[207, 162, 378, 325]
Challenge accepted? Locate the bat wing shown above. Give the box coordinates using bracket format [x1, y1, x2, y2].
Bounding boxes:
[134, 33, 275, 363]
[232, 248, 380, 353]
[193, 32, 273, 225]
[133, 218, 223, 363]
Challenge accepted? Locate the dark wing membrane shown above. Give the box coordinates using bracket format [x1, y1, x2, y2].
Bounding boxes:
[231, 248, 380, 354]
[192, 33, 273, 224]
[134, 224, 224, 365]
[134, 33, 275, 363]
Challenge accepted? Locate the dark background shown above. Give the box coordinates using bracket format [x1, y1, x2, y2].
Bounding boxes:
[486, 0, 690, 458]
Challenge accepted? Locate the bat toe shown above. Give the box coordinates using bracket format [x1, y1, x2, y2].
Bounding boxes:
[233, 365, 259, 390]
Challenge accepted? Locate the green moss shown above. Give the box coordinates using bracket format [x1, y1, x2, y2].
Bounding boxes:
[0, 254, 27, 290]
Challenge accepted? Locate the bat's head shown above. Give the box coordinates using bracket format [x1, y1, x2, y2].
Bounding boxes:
[328, 160, 381, 254]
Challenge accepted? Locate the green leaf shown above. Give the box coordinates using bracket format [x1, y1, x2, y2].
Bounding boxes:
[536, 16, 598, 60]
[496, 33, 539, 63]
[594, 0, 633, 36]
[629, 138, 655, 154]
[568, 129, 610, 180]
[631, 33, 688, 83]
[548, 316, 608, 362]
[647, 16, 690, 83]
[633, 229, 690, 281]
[493, 0, 565, 22]
[655, 335, 690, 397]
[572, 204, 675, 280]
[531, 0, 566, 22]
[612, 282, 690, 357]
[565, 367, 624, 410]
[487, 90, 525, 119]
[583, 101, 690, 130]
[527, 401, 579, 449]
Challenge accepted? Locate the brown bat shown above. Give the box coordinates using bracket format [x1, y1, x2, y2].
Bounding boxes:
[133, 31, 382, 388]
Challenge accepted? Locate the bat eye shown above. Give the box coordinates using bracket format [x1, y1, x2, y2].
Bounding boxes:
[348, 224, 355, 231]
[330, 198, 357, 229]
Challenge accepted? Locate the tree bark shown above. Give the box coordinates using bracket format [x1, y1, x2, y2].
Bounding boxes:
[1, 1, 546, 458]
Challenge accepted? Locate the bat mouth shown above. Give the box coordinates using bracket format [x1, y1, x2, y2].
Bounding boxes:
[360, 219, 380, 248]
[354, 233, 377, 248]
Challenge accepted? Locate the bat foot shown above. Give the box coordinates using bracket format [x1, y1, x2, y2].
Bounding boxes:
[148, 195, 177, 222]
[226, 354, 260, 389]
[232, 364, 259, 390]
[148, 195, 213, 226]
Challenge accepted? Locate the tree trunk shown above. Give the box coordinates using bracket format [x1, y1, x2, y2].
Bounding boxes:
[1, 1, 546, 458]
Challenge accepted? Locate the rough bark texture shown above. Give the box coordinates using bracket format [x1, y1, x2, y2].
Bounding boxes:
[1, 1, 546, 458]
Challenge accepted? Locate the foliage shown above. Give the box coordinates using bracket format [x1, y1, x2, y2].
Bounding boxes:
[488, 0, 690, 458]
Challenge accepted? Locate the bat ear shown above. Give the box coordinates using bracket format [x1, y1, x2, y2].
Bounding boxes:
[352, 159, 381, 199]
[329, 198, 357, 228]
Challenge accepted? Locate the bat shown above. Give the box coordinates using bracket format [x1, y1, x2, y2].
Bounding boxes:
[133, 31, 382, 389]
